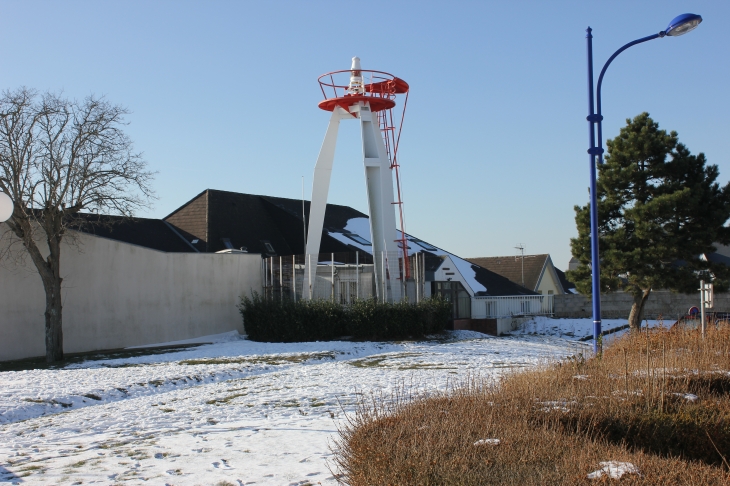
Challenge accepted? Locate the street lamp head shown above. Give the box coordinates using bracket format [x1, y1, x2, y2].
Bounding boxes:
[0, 192, 13, 222]
[665, 13, 702, 37]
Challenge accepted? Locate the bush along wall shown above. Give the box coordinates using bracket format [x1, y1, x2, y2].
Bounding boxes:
[239, 294, 451, 342]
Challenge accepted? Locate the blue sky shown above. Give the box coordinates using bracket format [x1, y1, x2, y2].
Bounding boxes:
[1, 1, 727, 270]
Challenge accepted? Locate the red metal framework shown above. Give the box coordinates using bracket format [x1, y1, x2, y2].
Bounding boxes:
[316, 68, 412, 279]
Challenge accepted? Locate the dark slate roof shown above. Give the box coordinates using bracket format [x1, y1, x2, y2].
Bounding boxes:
[70, 214, 195, 253]
[706, 244, 730, 267]
[555, 267, 577, 294]
[164, 189, 369, 256]
[466, 254, 550, 292]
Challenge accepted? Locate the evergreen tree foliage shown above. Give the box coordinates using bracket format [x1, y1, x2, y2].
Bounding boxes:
[568, 113, 730, 329]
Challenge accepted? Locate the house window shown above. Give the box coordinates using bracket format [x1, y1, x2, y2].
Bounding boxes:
[410, 238, 438, 251]
[261, 240, 275, 254]
[344, 233, 371, 246]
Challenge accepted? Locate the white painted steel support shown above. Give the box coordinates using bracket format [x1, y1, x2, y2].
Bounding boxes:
[302, 108, 348, 298]
[292, 255, 296, 302]
[356, 102, 401, 302]
[303, 101, 402, 302]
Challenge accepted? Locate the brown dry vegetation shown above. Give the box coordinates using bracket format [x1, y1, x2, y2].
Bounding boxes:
[332, 325, 730, 485]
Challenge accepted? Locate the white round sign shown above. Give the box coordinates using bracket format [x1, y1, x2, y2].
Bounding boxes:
[0, 192, 13, 222]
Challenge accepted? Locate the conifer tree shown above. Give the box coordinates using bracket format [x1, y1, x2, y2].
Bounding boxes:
[568, 113, 730, 330]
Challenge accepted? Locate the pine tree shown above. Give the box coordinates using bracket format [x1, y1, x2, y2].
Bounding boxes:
[568, 113, 730, 330]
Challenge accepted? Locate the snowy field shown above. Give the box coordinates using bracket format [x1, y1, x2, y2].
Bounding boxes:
[0, 318, 650, 485]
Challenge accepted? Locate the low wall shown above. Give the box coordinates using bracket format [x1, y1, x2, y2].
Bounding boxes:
[453, 318, 498, 336]
[0, 228, 262, 362]
[452, 317, 530, 336]
[498, 317, 531, 335]
[554, 290, 729, 321]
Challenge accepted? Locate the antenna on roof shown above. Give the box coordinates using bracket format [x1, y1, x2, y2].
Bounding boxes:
[515, 243, 525, 288]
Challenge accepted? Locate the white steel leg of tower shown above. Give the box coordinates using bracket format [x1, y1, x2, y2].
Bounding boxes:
[353, 102, 401, 302]
[303, 108, 347, 300]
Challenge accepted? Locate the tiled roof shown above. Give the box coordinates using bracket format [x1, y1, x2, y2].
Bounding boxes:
[465, 254, 550, 292]
[164, 189, 368, 256]
[469, 263, 540, 296]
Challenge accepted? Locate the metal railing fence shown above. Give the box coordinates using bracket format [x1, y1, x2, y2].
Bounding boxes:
[472, 295, 554, 319]
[262, 251, 427, 303]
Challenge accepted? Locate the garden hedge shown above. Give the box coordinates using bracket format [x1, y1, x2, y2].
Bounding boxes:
[239, 294, 451, 342]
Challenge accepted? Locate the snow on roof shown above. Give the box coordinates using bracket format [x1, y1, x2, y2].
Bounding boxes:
[326, 217, 487, 294]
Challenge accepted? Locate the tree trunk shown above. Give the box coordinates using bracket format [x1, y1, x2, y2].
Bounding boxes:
[628, 289, 651, 332]
[42, 233, 64, 362]
[43, 275, 64, 362]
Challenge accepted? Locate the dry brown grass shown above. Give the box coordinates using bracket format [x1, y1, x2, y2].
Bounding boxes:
[332, 325, 730, 485]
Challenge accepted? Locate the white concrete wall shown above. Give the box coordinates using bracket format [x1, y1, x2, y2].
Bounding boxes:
[0, 227, 262, 361]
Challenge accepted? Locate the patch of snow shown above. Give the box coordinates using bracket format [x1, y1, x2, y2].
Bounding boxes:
[587, 461, 641, 479]
[327, 217, 487, 294]
[473, 439, 500, 446]
[513, 316, 665, 345]
[537, 399, 576, 413]
[326, 217, 373, 254]
[672, 393, 698, 402]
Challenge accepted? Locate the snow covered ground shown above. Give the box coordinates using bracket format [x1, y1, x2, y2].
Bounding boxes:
[511, 316, 664, 346]
[1, 321, 605, 485]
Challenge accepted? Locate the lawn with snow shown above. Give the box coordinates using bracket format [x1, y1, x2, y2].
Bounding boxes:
[1, 322, 596, 485]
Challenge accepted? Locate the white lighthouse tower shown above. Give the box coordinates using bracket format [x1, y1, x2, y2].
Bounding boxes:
[303, 57, 410, 302]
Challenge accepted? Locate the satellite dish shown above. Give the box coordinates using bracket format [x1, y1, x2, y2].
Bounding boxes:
[0, 192, 13, 222]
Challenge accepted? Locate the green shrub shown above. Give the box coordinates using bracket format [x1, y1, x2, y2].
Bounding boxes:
[239, 294, 451, 342]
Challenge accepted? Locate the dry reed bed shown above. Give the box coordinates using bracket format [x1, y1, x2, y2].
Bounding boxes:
[332, 326, 730, 485]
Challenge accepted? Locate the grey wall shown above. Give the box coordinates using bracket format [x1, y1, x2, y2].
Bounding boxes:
[554, 290, 729, 321]
[0, 227, 262, 361]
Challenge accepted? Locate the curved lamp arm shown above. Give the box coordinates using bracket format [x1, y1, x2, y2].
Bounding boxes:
[595, 33, 662, 163]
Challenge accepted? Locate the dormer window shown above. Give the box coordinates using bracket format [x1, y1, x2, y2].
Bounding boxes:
[261, 240, 275, 254]
[344, 233, 371, 246]
[410, 238, 437, 251]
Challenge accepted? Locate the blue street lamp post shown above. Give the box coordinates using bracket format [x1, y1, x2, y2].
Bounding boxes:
[585, 14, 703, 355]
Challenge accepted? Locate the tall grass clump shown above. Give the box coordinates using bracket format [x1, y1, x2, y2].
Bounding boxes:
[332, 325, 730, 485]
[239, 294, 451, 342]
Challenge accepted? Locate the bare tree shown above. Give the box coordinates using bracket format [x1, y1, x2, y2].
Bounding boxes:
[0, 88, 155, 362]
